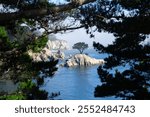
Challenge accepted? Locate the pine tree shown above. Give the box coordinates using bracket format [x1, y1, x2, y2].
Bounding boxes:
[80, 0, 150, 99]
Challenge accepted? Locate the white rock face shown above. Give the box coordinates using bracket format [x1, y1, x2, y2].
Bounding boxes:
[65, 54, 105, 67]
[28, 39, 68, 62]
[46, 39, 69, 50]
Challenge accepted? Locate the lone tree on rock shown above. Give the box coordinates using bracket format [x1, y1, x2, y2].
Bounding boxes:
[73, 42, 88, 54]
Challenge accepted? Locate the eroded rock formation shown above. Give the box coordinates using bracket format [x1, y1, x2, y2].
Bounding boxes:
[65, 54, 105, 67]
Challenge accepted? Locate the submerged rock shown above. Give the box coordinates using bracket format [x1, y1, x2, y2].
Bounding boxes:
[64, 54, 105, 67]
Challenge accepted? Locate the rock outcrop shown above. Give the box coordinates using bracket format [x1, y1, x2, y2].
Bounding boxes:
[64, 54, 105, 67]
[28, 48, 51, 62]
[28, 48, 65, 62]
[28, 39, 68, 62]
[46, 39, 69, 50]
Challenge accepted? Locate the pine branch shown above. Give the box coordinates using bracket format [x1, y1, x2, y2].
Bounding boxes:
[0, 0, 96, 26]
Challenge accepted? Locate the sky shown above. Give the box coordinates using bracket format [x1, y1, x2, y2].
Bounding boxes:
[51, 0, 68, 4]
[56, 28, 115, 48]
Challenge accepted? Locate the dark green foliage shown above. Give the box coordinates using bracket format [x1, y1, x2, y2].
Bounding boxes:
[18, 80, 48, 100]
[0, 92, 26, 100]
[0, 80, 48, 100]
[0, 25, 58, 100]
[80, 0, 150, 99]
[0, 27, 12, 51]
[0, 0, 55, 9]
[95, 66, 150, 99]
[31, 59, 58, 79]
[27, 36, 48, 52]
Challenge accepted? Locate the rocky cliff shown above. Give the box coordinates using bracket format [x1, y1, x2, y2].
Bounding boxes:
[46, 39, 69, 50]
[28, 39, 68, 62]
[64, 54, 105, 67]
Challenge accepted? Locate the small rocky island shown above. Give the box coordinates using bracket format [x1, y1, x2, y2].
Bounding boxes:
[64, 42, 105, 67]
[64, 54, 105, 67]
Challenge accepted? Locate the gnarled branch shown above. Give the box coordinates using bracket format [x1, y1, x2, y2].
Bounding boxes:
[0, 0, 96, 26]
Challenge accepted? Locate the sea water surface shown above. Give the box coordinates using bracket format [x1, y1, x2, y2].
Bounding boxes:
[41, 49, 116, 100]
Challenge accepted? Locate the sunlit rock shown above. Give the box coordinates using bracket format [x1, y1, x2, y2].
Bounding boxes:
[28, 39, 68, 62]
[65, 54, 105, 67]
[47, 39, 69, 50]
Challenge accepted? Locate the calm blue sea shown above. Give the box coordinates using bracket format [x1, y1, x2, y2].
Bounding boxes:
[41, 49, 117, 100]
